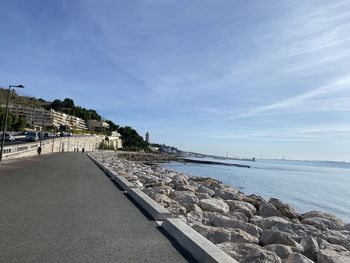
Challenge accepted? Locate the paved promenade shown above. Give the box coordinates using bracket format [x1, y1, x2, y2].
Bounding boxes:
[0, 153, 191, 263]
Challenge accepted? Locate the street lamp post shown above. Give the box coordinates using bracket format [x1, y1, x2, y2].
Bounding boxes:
[0, 84, 25, 162]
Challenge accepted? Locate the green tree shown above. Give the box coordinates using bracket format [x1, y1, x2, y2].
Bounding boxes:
[63, 98, 74, 108]
[12, 117, 26, 131]
[118, 126, 149, 151]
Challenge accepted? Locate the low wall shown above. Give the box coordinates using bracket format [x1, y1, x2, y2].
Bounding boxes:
[2, 135, 103, 160]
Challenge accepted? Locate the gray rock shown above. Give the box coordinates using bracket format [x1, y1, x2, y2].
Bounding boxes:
[226, 200, 257, 218]
[259, 201, 284, 218]
[264, 244, 297, 259]
[260, 228, 304, 251]
[218, 242, 282, 263]
[269, 198, 301, 220]
[301, 217, 344, 231]
[323, 229, 350, 251]
[187, 204, 203, 215]
[300, 237, 319, 262]
[192, 223, 258, 244]
[171, 191, 199, 209]
[192, 223, 231, 244]
[215, 188, 240, 200]
[211, 213, 262, 237]
[175, 183, 197, 192]
[302, 211, 345, 230]
[283, 252, 314, 263]
[199, 198, 230, 213]
[345, 224, 350, 231]
[271, 220, 326, 242]
[148, 193, 177, 207]
[230, 211, 249, 222]
[197, 185, 215, 196]
[317, 243, 350, 263]
[250, 216, 291, 230]
[171, 174, 188, 185]
[240, 194, 264, 209]
[197, 193, 211, 200]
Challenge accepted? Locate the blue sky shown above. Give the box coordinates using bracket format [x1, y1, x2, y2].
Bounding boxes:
[1, 0, 350, 161]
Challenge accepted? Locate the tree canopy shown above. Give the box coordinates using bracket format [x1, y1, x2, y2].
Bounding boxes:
[48, 98, 102, 121]
[0, 107, 26, 131]
[118, 126, 149, 151]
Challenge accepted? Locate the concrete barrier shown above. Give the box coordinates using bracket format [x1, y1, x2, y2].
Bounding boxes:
[107, 170, 136, 191]
[88, 154, 136, 191]
[162, 218, 238, 263]
[127, 188, 172, 221]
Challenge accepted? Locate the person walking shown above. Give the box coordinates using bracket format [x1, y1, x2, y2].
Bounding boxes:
[82, 148, 85, 154]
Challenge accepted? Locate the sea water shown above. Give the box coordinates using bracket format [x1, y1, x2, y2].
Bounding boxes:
[161, 158, 350, 223]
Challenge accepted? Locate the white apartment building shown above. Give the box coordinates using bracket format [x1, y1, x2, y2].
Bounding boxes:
[86, 119, 110, 131]
[2, 104, 87, 130]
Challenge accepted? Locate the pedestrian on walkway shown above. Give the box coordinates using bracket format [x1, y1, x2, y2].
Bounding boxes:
[82, 148, 85, 154]
[37, 146, 42, 155]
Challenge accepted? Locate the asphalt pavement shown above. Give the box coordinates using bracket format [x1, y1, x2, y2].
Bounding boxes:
[0, 153, 192, 263]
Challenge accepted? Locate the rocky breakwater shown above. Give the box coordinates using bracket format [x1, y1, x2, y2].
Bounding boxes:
[91, 152, 350, 263]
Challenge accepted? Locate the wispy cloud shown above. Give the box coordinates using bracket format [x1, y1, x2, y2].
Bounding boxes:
[240, 75, 350, 117]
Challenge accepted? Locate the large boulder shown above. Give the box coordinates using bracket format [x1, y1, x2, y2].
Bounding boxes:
[215, 188, 240, 200]
[211, 213, 262, 237]
[300, 237, 319, 262]
[258, 201, 284, 218]
[197, 185, 215, 196]
[230, 211, 249, 222]
[264, 244, 301, 259]
[175, 184, 197, 193]
[197, 193, 212, 200]
[302, 211, 345, 230]
[250, 216, 291, 230]
[301, 217, 344, 231]
[260, 228, 304, 251]
[226, 200, 257, 218]
[317, 243, 350, 263]
[192, 224, 258, 244]
[192, 223, 230, 244]
[269, 198, 301, 220]
[283, 252, 314, 263]
[148, 193, 177, 207]
[218, 242, 282, 263]
[323, 229, 350, 251]
[171, 191, 199, 209]
[240, 194, 264, 210]
[171, 174, 189, 185]
[191, 176, 224, 191]
[270, 220, 326, 242]
[199, 198, 230, 213]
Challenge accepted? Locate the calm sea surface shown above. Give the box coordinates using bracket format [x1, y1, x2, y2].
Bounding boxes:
[161, 158, 350, 223]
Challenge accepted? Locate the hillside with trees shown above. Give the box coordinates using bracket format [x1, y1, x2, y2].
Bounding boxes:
[0, 88, 149, 151]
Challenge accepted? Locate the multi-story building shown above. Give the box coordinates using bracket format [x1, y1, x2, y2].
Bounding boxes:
[2, 104, 87, 130]
[86, 119, 110, 131]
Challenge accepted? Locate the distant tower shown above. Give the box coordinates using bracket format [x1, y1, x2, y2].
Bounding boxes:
[145, 132, 149, 143]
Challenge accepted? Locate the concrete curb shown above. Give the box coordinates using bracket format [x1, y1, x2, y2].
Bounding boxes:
[88, 154, 172, 221]
[88, 154, 136, 191]
[106, 169, 136, 191]
[162, 218, 239, 263]
[127, 188, 173, 221]
[87, 155, 107, 172]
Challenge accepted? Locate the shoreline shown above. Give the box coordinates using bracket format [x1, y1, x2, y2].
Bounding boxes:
[91, 152, 350, 263]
